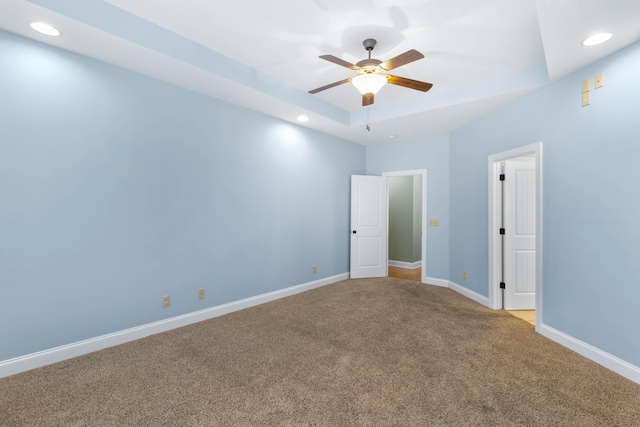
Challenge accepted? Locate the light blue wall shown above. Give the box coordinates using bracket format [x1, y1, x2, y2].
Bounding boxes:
[366, 135, 450, 280]
[449, 40, 640, 366]
[0, 31, 365, 361]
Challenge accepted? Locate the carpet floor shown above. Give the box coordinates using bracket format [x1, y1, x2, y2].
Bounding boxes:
[1, 277, 639, 426]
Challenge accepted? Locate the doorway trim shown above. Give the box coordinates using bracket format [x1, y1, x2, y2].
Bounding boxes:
[488, 143, 543, 329]
[382, 169, 427, 284]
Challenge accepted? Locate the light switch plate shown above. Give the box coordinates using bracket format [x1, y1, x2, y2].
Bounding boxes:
[582, 78, 591, 93]
[582, 91, 590, 107]
[428, 219, 439, 227]
[595, 72, 604, 89]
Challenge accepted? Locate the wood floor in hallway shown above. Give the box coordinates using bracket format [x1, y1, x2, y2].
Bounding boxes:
[507, 310, 536, 326]
[388, 266, 422, 282]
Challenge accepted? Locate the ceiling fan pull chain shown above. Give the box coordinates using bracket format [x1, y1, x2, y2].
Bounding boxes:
[366, 107, 371, 131]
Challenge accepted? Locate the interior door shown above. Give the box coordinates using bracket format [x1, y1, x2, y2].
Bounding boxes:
[504, 158, 536, 310]
[350, 175, 387, 278]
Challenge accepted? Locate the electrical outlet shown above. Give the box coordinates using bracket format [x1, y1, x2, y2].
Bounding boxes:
[582, 91, 590, 107]
[463, 271, 467, 280]
[312, 265, 317, 274]
[162, 295, 170, 308]
[198, 288, 205, 299]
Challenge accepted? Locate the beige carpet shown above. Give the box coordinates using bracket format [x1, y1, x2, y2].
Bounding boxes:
[1, 277, 639, 426]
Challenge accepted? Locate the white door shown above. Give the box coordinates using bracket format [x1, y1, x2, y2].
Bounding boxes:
[504, 159, 536, 310]
[350, 175, 387, 278]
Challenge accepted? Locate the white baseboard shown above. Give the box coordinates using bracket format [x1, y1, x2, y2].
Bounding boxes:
[448, 281, 491, 308]
[539, 324, 640, 385]
[423, 276, 450, 287]
[0, 273, 349, 379]
[388, 260, 421, 269]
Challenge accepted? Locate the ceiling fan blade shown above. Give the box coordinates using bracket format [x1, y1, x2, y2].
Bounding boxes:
[381, 49, 424, 71]
[362, 93, 374, 106]
[387, 75, 433, 92]
[308, 78, 352, 94]
[319, 55, 359, 70]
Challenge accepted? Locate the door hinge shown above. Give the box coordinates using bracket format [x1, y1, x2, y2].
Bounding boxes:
[500, 228, 505, 235]
[500, 282, 506, 289]
[499, 174, 505, 181]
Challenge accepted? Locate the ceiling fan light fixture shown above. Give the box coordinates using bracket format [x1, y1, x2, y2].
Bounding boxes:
[582, 32, 612, 46]
[352, 73, 387, 95]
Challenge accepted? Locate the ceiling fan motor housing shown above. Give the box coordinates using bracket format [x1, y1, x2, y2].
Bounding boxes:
[357, 39, 386, 72]
[356, 58, 383, 69]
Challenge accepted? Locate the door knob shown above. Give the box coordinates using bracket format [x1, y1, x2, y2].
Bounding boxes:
[352, 230, 357, 234]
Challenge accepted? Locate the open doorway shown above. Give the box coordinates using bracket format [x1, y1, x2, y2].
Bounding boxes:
[488, 143, 542, 330]
[383, 170, 427, 283]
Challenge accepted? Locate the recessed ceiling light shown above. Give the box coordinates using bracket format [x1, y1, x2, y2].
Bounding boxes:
[582, 32, 612, 46]
[30, 22, 61, 36]
[297, 115, 309, 122]
[388, 134, 397, 139]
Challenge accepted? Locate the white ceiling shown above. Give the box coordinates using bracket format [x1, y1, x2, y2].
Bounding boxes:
[1, 0, 639, 145]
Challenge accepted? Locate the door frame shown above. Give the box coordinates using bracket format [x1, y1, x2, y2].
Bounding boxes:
[382, 169, 427, 284]
[488, 143, 543, 329]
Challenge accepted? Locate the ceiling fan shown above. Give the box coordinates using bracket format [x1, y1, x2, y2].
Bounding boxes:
[309, 39, 433, 106]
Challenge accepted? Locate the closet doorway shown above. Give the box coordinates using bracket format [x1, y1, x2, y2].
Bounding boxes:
[488, 143, 542, 330]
